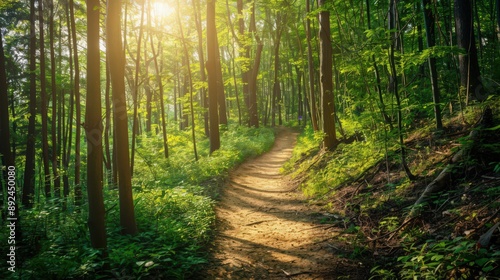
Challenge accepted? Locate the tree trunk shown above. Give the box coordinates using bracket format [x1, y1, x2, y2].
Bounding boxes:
[107, 0, 138, 235]
[48, 0, 60, 198]
[318, 0, 338, 150]
[306, 0, 319, 131]
[69, 0, 82, 205]
[38, 0, 52, 198]
[194, 0, 210, 135]
[248, 1, 262, 128]
[176, 0, 198, 161]
[0, 28, 15, 210]
[216, 42, 228, 126]
[422, 0, 443, 130]
[130, 1, 146, 176]
[389, 0, 416, 181]
[22, 0, 37, 208]
[85, 0, 107, 250]
[207, 0, 220, 153]
[150, 34, 169, 159]
[454, 0, 486, 102]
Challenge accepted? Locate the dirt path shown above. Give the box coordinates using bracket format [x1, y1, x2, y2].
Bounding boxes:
[202, 127, 363, 279]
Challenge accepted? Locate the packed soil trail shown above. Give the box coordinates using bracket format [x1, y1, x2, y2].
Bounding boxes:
[203, 127, 362, 279]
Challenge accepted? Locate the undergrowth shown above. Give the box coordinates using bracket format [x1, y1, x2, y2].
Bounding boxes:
[286, 100, 500, 279]
[0, 124, 275, 279]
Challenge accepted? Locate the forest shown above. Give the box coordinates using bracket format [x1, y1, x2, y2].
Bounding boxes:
[0, 0, 499, 278]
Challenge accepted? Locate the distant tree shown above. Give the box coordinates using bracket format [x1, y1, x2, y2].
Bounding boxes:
[85, 0, 107, 250]
[318, 0, 337, 150]
[107, 0, 138, 235]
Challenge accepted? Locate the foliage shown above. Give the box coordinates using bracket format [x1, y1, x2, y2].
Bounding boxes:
[0, 125, 275, 279]
[397, 238, 499, 279]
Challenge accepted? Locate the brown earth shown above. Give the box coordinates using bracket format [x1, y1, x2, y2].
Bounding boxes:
[201, 127, 368, 279]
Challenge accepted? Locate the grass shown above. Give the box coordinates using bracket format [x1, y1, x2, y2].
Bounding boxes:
[0, 124, 275, 279]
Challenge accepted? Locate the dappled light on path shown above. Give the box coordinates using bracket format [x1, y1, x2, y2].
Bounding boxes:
[202, 127, 365, 279]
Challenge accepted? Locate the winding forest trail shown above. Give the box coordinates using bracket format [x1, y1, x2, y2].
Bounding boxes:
[203, 127, 360, 279]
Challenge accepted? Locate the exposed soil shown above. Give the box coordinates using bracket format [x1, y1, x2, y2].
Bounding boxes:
[201, 127, 368, 279]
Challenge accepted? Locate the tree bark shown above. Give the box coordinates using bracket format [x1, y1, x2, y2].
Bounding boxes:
[306, 0, 319, 131]
[454, 0, 486, 102]
[389, 0, 416, 181]
[0, 28, 15, 209]
[85, 0, 107, 250]
[48, 0, 60, 198]
[107, 0, 138, 235]
[422, 0, 443, 130]
[130, 1, 146, 176]
[176, 0, 198, 161]
[38, 0, 52, 198]
[69, 0, 82, 205]
[207, 0, 220, 153]
[22, 0, 37, 208]
[318, 0, 338, 150]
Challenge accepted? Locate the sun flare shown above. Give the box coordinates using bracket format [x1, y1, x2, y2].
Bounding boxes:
[150, 0, 175, 22]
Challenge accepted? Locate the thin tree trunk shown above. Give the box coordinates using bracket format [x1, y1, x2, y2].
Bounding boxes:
[38, 0, 52, 198]
[22, 0, 37, 208]
[85, 0, 107, 250]
[63, 1, 74, 201]
[176, 0, 198, 161]
[422, 0, 443, 130]
[389, 0, 416, 181]
[107, 0, 138, 235]
[248, 1, 262, 128]
[69, 0, 82, 205]
[149, 33, 169, 159]
[131, 1, 146, 176]
[306, 0, 319, 131]
[48, 0, 60, 198]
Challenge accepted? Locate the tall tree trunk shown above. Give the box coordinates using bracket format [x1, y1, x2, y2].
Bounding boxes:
[85, 0, 107, 250]
[366, 0, 392, 128]
[318, 0, 338, 150]
[107, 0, 138, 235]
[69, 0, 82, 205]
[38, 0, 52, 198]
[306, 0, 319, 131]
[271, 12, 283, 127]
[63, 1, 74, 201]
[248, 1, 262, 128]
[389, 0, 416, 181]
[216, 41, 228, 126]
[22, 0, 37, 208]
[422, 0, 443, 130]
[149, 34, 169, 159]
[194, 0, 210, 136]
[207, 0, 220, 153]
[0, 28, 15, 212]
[104, 53, 113, 186]
[48, 0, 60, 198]
[454, 0, 486, 102]
[130, 1, 146, 176]
[176, 0, 198, 161]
